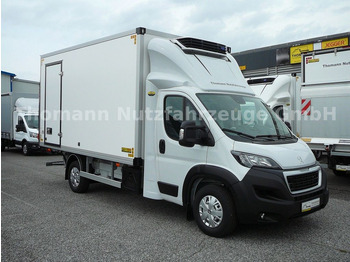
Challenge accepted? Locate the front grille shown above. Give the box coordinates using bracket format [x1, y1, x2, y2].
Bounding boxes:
[177, 37, 228, 54]
[287, 171, 319, 192]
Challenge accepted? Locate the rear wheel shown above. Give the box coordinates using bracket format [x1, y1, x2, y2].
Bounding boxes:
[68, 160, 89, 193]
[193, 184, 237, 237]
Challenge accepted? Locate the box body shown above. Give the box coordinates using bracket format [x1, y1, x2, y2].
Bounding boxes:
[40, 28, 176, 164]
[301, 48, 350, 140]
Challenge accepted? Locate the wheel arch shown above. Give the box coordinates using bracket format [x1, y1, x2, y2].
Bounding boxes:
[64, 153, 85, 180]
[182, 165, 240, 219]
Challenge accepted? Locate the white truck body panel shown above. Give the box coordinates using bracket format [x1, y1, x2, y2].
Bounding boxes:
[303, 48, 350, 85]
[40, 30, 174, 163]
[301, 48, 350, 149]
[15, 98, 39, 113]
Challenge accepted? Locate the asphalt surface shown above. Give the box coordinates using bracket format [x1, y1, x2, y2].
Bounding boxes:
[1, 149, 350, 261]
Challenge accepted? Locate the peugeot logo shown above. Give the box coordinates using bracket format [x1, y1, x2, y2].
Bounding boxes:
[297, 156, 304, 164]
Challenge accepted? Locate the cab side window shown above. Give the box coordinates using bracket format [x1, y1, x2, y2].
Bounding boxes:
[164, 96, 203, 141]
[17, 117, 27, 132]
[18, 117, 24, 126]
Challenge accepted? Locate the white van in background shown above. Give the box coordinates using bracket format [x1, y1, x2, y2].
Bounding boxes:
[1, 97, 39, 155]
[1, 76, 40, 155]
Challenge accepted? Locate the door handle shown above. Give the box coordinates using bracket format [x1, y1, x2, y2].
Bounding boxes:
[47, 127, 52, 135]
[159, 139, 165, 154]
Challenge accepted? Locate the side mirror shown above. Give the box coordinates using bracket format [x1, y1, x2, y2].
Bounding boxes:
[16, 124, 26, 132]
[16, 124, 22, 132]
[179, 121, 214, 147]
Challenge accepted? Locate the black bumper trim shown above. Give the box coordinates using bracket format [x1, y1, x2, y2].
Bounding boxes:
[232, 165, 329, 224]
[26, 141, 41, 150]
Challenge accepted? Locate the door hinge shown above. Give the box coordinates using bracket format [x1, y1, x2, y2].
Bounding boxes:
[59, 71, 63, 76]
[58, 132, 63, 137]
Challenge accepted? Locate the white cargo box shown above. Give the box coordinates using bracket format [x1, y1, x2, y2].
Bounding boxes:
[300, 48, 350, 141]
[40, 28, 177, 164]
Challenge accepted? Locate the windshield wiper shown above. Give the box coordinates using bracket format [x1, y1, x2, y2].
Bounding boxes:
[222, 128, 255, 139]
[255, 134, 293, 140]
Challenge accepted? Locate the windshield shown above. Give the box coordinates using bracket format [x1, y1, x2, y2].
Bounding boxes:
[197, 93, 294, 142]
[24, 115, 39, 129]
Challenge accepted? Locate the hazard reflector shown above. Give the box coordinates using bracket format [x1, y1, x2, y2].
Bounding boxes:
[301, 99, 311, 115]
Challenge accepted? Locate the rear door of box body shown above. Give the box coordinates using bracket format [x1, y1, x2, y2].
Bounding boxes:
[44, 62, 62, 146]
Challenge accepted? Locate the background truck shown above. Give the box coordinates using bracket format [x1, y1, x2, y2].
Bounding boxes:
[1, 74, 40, 155]
[245, 75, 321, 158]
[301, 48, 350, 176]
[246, 74, 301, 134]
[245, 48, 350, 175]
[40, 28, 328, 237]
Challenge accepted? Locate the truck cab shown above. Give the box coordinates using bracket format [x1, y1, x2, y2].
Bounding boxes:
[143, 37, 329, 236]
[14, 112, 39, 155]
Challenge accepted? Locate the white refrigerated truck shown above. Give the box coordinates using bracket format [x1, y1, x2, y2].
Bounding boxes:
[40, 28, 328, 237]
[1, 77, 40, 155]
[301, 48, 350, 175]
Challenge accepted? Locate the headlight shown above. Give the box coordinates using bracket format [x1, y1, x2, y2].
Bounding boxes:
[232, 151, 281, 169]
[29, 132, 38, 138]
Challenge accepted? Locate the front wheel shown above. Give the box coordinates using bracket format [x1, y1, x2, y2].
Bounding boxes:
[333, 169, 347, 176]
[193, 184, 237, 237]
[313, 150, 322, 160]
[68, 161, 89, 193]
[22, 142, 30, 156]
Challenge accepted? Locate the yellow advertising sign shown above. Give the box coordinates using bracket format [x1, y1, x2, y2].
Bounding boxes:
[322, 37, 348, 50]
[290, 44, 314, 64]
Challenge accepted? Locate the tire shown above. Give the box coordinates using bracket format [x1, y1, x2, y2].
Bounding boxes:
[313, 150, 322, 160]
[193, 184, 237, 237]
[68, 160, 89, 193]
[22, 142, 31, 156]
[333, 169, 347, 176]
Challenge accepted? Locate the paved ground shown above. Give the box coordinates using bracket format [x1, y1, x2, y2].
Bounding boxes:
[1, 149, 350, 261]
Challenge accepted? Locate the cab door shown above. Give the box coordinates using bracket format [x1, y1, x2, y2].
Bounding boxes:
[14, 116, 26, 142]
[156, 91, 208, 205]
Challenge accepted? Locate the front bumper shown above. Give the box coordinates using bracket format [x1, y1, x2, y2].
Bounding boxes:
[232, 165, 329, 224]
[26, 141, 41, 151]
